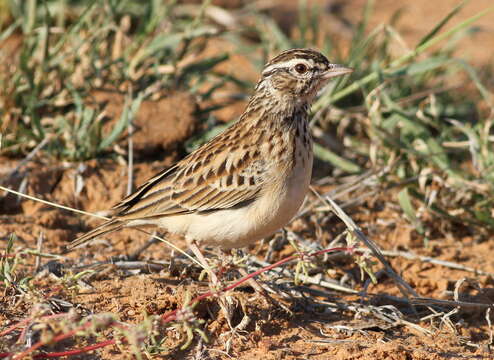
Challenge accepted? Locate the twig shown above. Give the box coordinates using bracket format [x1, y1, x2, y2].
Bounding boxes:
[307, 339, 357, 345]
[250, 257, 358, 294]
[313, 189, 418, 299]
[0, 137, 50, 184]
[360, 248, 494, 277]
[34, 232, 44, 272]
[0, 313, 70, 339]
[111, 260, 164, 272]
[0, 185, 108, 220]
[411, 297, 494, 310]
[126, 120, 134, 197]
[486, 308, 493, 346]
[297, 170, 377, 218]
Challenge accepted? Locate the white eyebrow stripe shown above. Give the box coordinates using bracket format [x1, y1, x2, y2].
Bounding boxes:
[262, 58, 314, 75]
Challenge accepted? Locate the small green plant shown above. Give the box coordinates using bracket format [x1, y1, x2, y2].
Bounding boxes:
[0, 234, 18, 287]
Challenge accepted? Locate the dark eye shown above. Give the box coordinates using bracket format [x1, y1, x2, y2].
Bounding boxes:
[294, 63, 307, 74]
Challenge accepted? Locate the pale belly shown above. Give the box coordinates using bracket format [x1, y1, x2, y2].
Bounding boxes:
[154, 150, 314, 249]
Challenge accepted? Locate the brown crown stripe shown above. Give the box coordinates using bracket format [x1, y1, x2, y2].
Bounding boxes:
[268, 49, 330, 66]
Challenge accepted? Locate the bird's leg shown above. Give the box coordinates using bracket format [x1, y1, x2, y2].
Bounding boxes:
[189, 241, 236, 330]
[189, 241, 220, 286]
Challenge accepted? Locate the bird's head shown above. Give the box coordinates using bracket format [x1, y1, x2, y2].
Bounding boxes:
[259, 48, 353, 104]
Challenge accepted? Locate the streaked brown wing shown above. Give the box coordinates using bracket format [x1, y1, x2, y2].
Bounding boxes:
[112, 137, 265, 221]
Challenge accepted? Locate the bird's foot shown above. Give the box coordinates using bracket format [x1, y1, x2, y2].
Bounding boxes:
[219, 296, 250, 353]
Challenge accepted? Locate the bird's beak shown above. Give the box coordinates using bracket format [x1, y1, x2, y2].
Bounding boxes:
[322, 64, 354, 79]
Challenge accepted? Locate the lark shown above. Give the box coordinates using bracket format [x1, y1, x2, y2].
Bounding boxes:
[68, 48, 353, 274]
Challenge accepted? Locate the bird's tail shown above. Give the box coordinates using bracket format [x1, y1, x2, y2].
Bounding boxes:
[64, 219, 124, 252]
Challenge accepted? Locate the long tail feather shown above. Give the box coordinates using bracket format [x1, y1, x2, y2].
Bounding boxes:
[64, 219, 124, 252]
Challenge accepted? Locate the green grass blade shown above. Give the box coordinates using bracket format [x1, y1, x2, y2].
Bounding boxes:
[417, 0, 466, 47]
[98, 93, 144, 151]
[453, 59, 493, 106]
[394, 5, 494, 68]
[50, 0, 98, 56]
[313, 143, 361, 173]
[0, 17, 20, 42]
[398, 187, 424, 233]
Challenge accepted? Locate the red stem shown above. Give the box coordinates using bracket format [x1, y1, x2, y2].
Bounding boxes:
[0, 318, 30, 338]
[10, 319, 115, 360]
[33, 340, 116, 358]
[0, 313, 68, 338]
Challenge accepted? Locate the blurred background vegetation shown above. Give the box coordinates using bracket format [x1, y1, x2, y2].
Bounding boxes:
[0, 0, 493, 239]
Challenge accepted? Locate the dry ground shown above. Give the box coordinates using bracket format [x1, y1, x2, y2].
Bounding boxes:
[1, 0, 494, 359]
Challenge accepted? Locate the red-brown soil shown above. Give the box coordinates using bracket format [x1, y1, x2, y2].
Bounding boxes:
[1, 1, 494, 359]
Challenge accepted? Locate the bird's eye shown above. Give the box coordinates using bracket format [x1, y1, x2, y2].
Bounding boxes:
[294, 63, 308, 74]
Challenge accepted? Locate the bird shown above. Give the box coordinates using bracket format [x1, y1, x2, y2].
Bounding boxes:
[67, 48, 353, 276]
